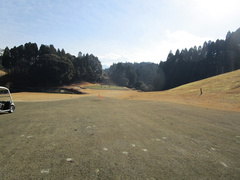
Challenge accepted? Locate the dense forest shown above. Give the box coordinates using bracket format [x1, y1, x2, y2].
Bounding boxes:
[0, 43, 102, 87]
[108, 28, 240, 91]
[107, 62, 160, 91]
[1, 28, 240, 91]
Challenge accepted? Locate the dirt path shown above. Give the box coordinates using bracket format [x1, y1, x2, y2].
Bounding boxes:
[1, 97, 240, 179]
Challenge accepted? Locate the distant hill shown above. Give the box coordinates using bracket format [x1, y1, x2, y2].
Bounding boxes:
[160, 28, 240, 90]
[159, 69, 240, 111]
[167, 69, 240, 101]
[108, 28, 240, 91]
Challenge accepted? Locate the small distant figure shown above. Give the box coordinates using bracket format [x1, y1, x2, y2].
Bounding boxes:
[199, 88, 203, 96]
[98, 94, 102, 99]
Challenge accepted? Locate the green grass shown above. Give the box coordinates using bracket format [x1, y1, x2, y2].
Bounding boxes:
[85, 84, 128, 90]
[1, 97, 240, 179]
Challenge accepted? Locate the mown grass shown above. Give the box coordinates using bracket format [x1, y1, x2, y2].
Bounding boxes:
[1, 97, 240, 179]
[85, 84, 128, 91]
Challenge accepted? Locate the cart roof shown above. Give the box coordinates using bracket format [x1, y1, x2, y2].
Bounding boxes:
[0, 86, 10, 91]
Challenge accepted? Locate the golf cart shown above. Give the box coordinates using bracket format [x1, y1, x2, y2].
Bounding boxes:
[0, 86, 15, 113]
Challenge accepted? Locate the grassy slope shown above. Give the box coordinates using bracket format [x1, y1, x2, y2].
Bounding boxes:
[164, 69, 240, 111]
[115, 69, 240, 111]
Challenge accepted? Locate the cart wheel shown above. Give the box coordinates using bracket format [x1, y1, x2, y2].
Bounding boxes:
[9, 105, 15, 113]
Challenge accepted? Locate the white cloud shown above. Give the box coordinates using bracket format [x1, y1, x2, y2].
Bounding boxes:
[163, 30, 214, 51]
[132, 30, 213, 62]
[98, 53, 131, 68]
[98, 47, 165, 68]
[98, 30, 214, 68]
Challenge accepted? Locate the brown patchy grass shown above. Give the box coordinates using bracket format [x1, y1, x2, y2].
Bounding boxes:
[120, 70, 240, 112]
[11, 92, 81, 102]
[11, 69, 240, 111]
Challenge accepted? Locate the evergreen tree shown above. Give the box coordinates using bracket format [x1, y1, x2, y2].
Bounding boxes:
[1, 42, 103, 87]
[2, 47, 11, 72]
[126, 65, 136, 87]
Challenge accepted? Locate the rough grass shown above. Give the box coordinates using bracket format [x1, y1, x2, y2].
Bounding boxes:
[1, 70, 240, 179]
[1, 97, 240, 179]
[85, 84, 128, 90]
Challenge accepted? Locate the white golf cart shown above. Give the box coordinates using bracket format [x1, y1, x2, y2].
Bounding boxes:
[0, 86, 15, 113]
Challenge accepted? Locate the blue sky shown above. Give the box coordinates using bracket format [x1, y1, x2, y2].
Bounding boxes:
[0, 0, 240, 68]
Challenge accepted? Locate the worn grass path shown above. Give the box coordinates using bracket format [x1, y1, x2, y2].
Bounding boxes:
[1, 97, 240, 179]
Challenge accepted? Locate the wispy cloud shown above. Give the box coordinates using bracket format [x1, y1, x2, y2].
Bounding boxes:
[164, 30, 214, 50]
[98, 30, 214, 67]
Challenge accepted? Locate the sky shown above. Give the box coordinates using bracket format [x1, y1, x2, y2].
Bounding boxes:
[0, 0, 240, 68]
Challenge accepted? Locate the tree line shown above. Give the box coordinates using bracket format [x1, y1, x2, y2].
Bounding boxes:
[1, 28, 239, 91]
[108, 28, 240, 91]
[0, 43, 102, 86]
[0, 48, 4, 70]
[107, 62, 160, 91]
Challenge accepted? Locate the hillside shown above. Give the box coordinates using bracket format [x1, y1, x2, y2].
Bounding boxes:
[108, 28, 240, 91]
[124, 69, 240, 111]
